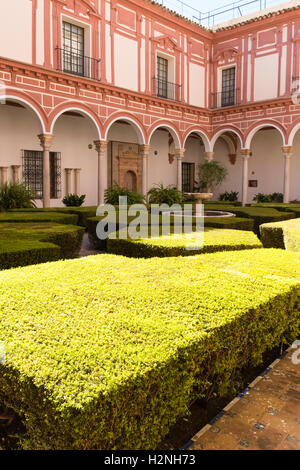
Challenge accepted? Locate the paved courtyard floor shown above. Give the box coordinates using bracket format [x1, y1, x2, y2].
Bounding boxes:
[187, 345, 300, 451]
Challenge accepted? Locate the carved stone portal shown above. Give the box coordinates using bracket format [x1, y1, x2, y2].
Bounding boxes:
[111, 143, 142, 193]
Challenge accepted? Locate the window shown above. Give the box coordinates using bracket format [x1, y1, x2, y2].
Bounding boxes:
[22, 151, 61, 199]
[182, 163, 195, 193]
[221, 67, 236, 107]
[157, 56, 169, 98]
[63, 21, 84, 76]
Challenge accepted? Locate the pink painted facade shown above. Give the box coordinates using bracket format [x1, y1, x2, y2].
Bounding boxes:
[0, 0, 300, 204]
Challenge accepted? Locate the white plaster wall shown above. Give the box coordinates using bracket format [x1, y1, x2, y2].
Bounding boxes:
[114, 34, 138, 91]
[107, 122, 139, 143]
[213, 139, 243, 201]
[189, 63, 205, 108]
[254, 54, 279, 101]
[51, 115, 99, 206]
[290, 131, 300, 202]
[36, 0, 44, 65]
[148, 130, 177, 189]
[248, 129, 285, 202]
[0, 0, 32, 63]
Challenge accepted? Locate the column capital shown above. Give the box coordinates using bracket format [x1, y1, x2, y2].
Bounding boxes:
[38, 134, 54, 151]
[139, 144, 151, 156]
[204, 152, 214, 162]
[65, 168, 73, 173]
[282, 146, 293, 157]
[74, 168, 82, 172]
[94, 140, 108, 154]
[240, 149, 251, 158]
[175, 148, 185, 159]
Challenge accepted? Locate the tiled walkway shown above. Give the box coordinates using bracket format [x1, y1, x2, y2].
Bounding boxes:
[186, 344, 300, 451]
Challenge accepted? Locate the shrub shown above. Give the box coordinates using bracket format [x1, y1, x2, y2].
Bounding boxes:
[0, 249, 299, 449]
[147, 184, 184, 205]
[62, 194, 86, 207]
[0, 212, 78, 225]
[204, 217, 254, 231]
[0, 183, 36, 210]
[107, 229, 262, 258]
[260, 218, 300, 251]
[195, 161, 228, 193]
[0, 223, 85, 269]
[219, 191, 239, 202]
[8, 207, 97, 228]
[253, 193, 284, 203]
[104, 183, 144, 205]
[205, 204, 296, 234]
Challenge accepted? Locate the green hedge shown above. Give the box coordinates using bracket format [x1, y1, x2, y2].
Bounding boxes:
[251, 203, 300, 218]
[0, 212, 78, 225]
[0, 240, 60, 270]
[0, 249, 299, 449]
[0, 223, 85, 269]
[86, 214, 254, 250]
[107, 229, 262, 258]
[8, 207, 97, 228]
[205, 204, 296, 234]
[260, 218, 300, 252]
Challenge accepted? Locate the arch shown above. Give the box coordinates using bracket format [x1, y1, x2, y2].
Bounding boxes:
[244, 120, 287, 149]
[0, 90, 47, 133]
[182, 127, 210, 152]
[211, 126, 244, 152]
[147, 121, 181, 149]
[104, 112, 146, 145]
[49, 102, 102, 138]
[287, 118, 300, 146]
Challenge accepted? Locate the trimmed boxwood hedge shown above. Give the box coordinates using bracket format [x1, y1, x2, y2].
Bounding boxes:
[205, 204, 296, 234]
[0, 249, 299, 449]
[260, 218, 300, 251]
[107, 228, 262, 258]
[0, 240, 60, 270]
[86, 214, 255, 250]
[0, 211, 78, 225]
[251, 203, 300, 218]
[0, 223, 85, 269]
[8, 207, 97, 228]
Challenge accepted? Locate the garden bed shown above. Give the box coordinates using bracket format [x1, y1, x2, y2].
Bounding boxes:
[107, 228, 262, 258]
[260, 218, 300, 251]
[0, 249, 299, 449]
[0, 223, 85, 269]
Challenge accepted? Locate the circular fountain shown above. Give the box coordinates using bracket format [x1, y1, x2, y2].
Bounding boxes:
[162, 193, 236, 218]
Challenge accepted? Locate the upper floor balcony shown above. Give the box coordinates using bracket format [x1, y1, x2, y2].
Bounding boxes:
[211, 89, 240, 109]
[153, 77, 182, 102]
[55, 47, 101, 82]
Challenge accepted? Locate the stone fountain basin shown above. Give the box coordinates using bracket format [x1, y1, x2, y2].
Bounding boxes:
[162, 210, 236, 218]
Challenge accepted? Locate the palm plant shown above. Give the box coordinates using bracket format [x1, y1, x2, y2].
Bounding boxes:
[0, 182, 36, 211]
[147, 184, 184, 205]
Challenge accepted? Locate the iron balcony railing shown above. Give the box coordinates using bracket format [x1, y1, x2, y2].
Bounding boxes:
[211, 89, 240, 108]
[153, 77, 182, 101]
[55, 47, 101, 81]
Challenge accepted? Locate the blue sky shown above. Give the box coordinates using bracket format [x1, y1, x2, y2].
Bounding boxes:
[158, 0, 285, 26]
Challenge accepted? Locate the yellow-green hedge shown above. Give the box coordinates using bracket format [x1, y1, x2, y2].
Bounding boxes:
[0, 223, 85, 269]
[107, 228, 262, 258]
[0, 249, 299, 449]
[260, 218, 300, 251]
[0, 211, 78, 225]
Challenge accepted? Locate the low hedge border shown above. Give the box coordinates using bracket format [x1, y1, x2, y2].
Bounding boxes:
[260, 218, 300, 251]
[0, 223, 85, 269]
[8, 207, 97, 228]
[0, 212, 78, 225]
[0, 249, 299, 449]
[86, 214, 255, 250]
[107, 229, 262, 258]
[0, 240, 61, 270]
[251, 203, 300, 218]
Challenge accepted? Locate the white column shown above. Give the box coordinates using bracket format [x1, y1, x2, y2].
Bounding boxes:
[282, 146, 293, 204]
[139, 144, 150, 196]
[0, 167, 8, 186]
[11, 165, 21, 183]
[65, 168, 73, 196]
[204, 152, 214, 162]
[38, 134, 53, 208]
[74, 168, 81, 196]
[175, 148, 185, 192]
[94, 140, 108, 205]
[241, 149, 251, 206]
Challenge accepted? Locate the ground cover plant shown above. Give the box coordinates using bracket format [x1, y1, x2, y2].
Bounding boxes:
[0, 249, 299, 449]
[0, 223, 85, 269]
[107, 228, 262, 258]
[260, 218, 300, 251]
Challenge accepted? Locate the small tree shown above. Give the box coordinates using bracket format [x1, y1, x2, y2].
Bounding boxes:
[196, 161, 228, 194]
